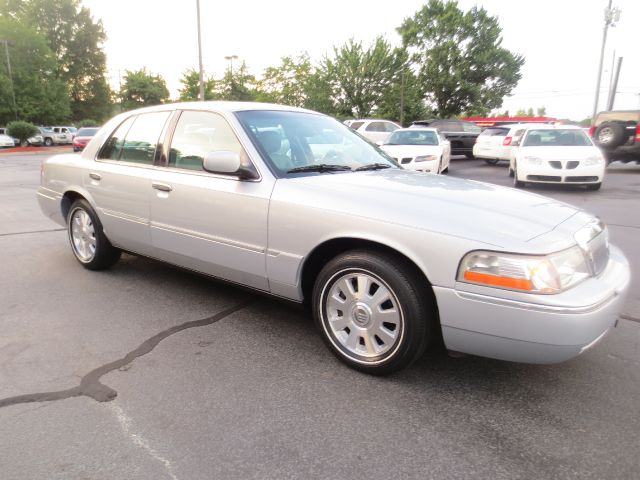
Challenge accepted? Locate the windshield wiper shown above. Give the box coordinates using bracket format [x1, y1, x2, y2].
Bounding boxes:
[287, 164, 352, 174]
[355, 163, 392, 171]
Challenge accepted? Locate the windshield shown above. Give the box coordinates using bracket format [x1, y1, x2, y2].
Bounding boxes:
[386, 130, 439, 146]
[523, 129, 593, 147]
[77, 128, 98, 136]
[235, 110, 398, 176]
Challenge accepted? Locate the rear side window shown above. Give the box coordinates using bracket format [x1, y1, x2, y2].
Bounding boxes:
[349, 121, 364, 130]
[383, 122, 399, 132]
[365, 121, 386, 132]
[168, 110, 243, 171]
[99, 112, 170, 164]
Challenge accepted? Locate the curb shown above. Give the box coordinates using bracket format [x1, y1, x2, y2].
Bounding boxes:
[0, 146, 73, 156]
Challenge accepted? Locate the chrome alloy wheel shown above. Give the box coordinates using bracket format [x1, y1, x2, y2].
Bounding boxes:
[321, 269, 404, 362]
[69, 208, 97, 262]
[597, 127, 614, 144]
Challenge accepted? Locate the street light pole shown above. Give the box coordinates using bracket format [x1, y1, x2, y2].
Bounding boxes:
[591, 1, 620, 124]
[224, 55, 238, 98]
[196, 0, 205, 101]
[0, 39, 18, 120]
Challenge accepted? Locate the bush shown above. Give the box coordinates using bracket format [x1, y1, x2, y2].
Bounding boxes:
[77, 119, 99, 128]
[6, 121, 39, 144]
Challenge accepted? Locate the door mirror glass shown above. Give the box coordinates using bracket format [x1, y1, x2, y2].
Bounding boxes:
[203, 151, 241, 174]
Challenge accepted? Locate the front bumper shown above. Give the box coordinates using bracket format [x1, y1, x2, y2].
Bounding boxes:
[435, 245, 630, 363]
[519, 161, 605, 185]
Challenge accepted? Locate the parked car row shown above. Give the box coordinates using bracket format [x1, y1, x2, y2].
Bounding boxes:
[0, 125, 81, 148]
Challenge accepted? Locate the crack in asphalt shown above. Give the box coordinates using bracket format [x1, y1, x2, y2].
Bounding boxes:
[0, 301, 251, 410]
[0, 228, 65, 237]
[620, 314, 640, 324]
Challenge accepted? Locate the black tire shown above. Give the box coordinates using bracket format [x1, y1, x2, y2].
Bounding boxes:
[484, 158, 500, 165]
[508, 166, 514, 177]
[44, 137, 53, 147]
[513, 163, 524, 188]
[595, 123, 625, 149]
[312, 250, 437, 375]
[586, 183, 602, 191]
[66, 199, 121, 270]
[441, 165, 449, 174]
[465, 152, 475, 159]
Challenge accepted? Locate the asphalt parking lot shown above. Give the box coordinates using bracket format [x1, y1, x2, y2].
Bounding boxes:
[1, 152, 639, 480]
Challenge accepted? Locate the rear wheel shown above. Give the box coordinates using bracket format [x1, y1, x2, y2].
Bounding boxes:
[312, 250, 435, 375]
[595, 123, 625, 149]
[67, 199, 121, 270]
[465, 152, 475, 159]
[44, 137, 53, 147]
[484, 158, 500, 165]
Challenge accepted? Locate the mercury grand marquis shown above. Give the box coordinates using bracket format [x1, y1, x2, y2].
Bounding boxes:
[37, 102, 630, 374]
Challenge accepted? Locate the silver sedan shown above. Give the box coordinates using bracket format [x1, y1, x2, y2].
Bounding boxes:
[37, 102, 630, 374]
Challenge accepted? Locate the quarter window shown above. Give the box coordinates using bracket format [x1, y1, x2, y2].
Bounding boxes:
[169, 111, 243, 171]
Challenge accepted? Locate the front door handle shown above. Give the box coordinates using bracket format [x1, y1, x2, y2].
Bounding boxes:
[89, 172, 101, 181]
[152, 182, 172, 192]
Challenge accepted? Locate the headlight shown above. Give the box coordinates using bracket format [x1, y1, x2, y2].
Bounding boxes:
[457, 246, 591, 294]
[584, 155, 604, 165]
[524, 156, 542, 165]
[415, 155, 438, 162]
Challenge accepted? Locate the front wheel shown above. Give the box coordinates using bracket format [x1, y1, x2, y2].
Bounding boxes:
[465, 152, 475, 159]
[44, 138, 53, 147]
[513, 163, 524, 188]
[484, 158, 500, 165]
[312, 250, 436, 375]
[67, 199, 121, 270]
[586, 183, 602, 191]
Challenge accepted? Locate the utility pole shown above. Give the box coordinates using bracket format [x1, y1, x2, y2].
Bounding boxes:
[0, 39, 18, 120]
[591, 1, 620, 124]
[607, 57, 623, 111]
[399, 70, 405, 127]
[196, 0, 205, 101]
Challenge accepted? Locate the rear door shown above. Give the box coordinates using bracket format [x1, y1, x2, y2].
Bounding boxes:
[85, 111, 171, 255]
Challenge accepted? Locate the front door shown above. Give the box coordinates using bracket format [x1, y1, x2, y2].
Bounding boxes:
[149, 110, 272, 290]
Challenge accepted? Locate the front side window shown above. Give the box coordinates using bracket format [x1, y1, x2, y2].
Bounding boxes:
[168, 110, 244, 171]
[236, 110, 398, 177]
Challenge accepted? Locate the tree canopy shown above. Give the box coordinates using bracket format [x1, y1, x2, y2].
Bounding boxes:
[120, 68, 169, 111]
[398, 0, 524, 117]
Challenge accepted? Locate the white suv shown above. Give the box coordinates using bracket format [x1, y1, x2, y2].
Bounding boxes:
[345, 119, 401, 144]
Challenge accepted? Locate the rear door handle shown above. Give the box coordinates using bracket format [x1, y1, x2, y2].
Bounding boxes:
[152, 182, 172, 192]
[89, 172, 101, 180]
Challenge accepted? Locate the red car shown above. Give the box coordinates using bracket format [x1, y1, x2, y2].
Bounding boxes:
[73, 127, 99, 152]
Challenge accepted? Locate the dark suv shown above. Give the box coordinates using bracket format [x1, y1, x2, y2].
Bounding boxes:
[411, 119, 481, 158]
[590, 110, 640, 163]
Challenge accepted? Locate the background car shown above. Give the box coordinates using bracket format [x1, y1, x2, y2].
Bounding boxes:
[589, 110, 640, 164]
[411, 119, 481, 158]
[0, 133, 16, 148]
[345, 118, 401, 144]
[72, 127, 99, 152]
[380, 127, 450, 173]
[39, 127, 72, 146]
[509, 125, 606, 190]
[472, 124, 540, 165]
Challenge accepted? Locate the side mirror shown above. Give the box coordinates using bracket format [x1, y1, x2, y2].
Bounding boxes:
[203, 151, 257, 180]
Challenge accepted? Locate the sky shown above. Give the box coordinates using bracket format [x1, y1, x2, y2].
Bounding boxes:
[81, 0, 639, 120]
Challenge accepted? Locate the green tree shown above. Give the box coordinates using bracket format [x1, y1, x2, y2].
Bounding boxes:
[256, 53, 313, 107]
[178, 68, 218, 101]
[321, 37, 404, 118]
[398, 0, 524, 117]
[1, 0, 113, 122]
[6, 120, 38, 144]
[536, 106, 547, 116]
[515, 108, 527, 117]
[216, 61, 256, 101]
[119, 68, 169, 111]
[0, 17, 70, 124]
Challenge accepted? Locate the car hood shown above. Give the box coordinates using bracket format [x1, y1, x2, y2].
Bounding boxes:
[275, 169, 581, 249]
[519, 146, 601, 159]
[380, 145, 442, 157]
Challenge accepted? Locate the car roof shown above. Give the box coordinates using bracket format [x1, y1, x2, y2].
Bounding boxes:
[393, 127, 438, 133]
[520, 124, 583, 131]
[126, 101, 316, 116]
